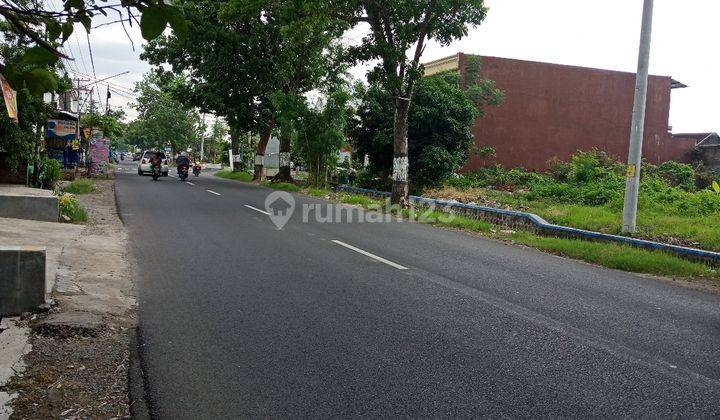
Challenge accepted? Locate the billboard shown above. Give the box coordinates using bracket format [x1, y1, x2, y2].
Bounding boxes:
[89, 137, 110, 176]
[47, 119, 78, 149]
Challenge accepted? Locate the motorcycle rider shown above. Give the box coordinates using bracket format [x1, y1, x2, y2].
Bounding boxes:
[176, 152, 191, 175]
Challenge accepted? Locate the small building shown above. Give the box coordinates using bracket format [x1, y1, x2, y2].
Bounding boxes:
[45, 110, 79, 168]
[674, 132, 720, 169]
[424, 53, 697, 172]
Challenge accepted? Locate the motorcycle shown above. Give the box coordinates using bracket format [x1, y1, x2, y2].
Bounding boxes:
[193, 163, 202, 177]
[178, 164, 189, 181]
[151, 164, 162, 181]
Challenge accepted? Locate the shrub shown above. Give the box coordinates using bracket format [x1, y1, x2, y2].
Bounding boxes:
[39, 157, 61, 190]
[59, 194, 87, 223]
[546, 157, 571, 181]
[354, 168, 391, 191]
[657, 161, 695, 191]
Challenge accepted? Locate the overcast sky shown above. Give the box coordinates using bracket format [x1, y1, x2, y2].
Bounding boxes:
[68, 0, 718, 134]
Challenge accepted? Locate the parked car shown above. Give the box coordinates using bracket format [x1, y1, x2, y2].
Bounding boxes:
[137, 151, 169, 176]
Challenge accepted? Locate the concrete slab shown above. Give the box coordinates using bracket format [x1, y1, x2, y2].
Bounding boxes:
[33, 311, 104, 338]
[0, 185, 58, 222]
[0, 217, 83, 301]
[0, 246, 46, 316]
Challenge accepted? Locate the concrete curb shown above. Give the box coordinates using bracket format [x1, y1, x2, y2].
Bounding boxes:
[334, 185, 720, 266]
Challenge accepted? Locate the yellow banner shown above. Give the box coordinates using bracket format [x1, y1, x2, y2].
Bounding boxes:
[0, 74, 18, 123]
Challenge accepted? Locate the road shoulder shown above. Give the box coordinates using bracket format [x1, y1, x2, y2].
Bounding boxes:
[3, 179, 143, 418]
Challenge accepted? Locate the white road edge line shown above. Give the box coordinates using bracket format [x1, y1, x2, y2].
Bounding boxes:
[186, 181, 195, 186]
[206, 189, 221, 196]
[331, 240, 408, 270]
[244, 204, 271, 216]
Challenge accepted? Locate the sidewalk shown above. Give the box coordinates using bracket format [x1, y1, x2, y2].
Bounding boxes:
[0, 180, 139, 418]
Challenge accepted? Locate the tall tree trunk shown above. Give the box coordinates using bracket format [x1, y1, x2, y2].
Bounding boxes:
[229, 128, 239, 171]
[253, 120, 274, 181]
[273, 127, 293, 183]
[391, 98, 411, 205]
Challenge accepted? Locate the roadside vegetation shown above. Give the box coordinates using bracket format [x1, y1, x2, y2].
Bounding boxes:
[353, 149, 720, 252]
[212, 156, 720, 279]
[58, 194, 87, 223]
[215, 170, 253, 182]
[62, 179, 96, 195]
[322, 190, 718, 280]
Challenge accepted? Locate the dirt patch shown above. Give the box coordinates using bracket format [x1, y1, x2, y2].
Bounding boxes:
[5, 329, 130, 419]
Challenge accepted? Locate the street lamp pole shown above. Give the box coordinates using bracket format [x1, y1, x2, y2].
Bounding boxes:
[622, 0, 655, 233]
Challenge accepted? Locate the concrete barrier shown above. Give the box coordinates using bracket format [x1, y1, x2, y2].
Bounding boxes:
[335, 185, 720, 266]
[0, 246, 46, 316]
[0, 186, 58, 222]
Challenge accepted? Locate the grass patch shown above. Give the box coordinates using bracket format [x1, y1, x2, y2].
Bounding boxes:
[306, 188, 330, 198]
[339, 193, 377, 207]
[508, 231, 717, 278]
[424, 186, 720, 253]
[63, 179, 95, 194]
[262, 182, 301, 192]
[215, 170, 253, 182]
[59, 194, 87, 223]
[416, 209, 717, 279]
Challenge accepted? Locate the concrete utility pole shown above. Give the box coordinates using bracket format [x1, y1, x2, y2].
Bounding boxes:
[622, 0, 654, 233]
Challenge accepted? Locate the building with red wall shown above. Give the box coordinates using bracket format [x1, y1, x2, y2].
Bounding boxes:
[424, 53, 698, 172]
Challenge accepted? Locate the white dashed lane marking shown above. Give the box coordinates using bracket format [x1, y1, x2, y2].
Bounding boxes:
[244, 204, 271, 216]
[331, 240, 408, 270]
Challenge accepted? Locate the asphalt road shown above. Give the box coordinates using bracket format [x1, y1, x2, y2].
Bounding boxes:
[114, 162, 720, 418]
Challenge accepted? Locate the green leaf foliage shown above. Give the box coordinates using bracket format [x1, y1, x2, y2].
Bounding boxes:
[165, 6, 188, 41]
[24, 68, 58, 96]
[351, 70, 501, 190]
[141, 5, 169, 41]
[20, 46, 59, 66]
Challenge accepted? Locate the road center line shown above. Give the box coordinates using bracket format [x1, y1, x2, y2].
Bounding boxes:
[331, 240, 408, 270]
[244, 204, 271, 216]
[186, 181, 195, 186]
[206, 189, 221, 196]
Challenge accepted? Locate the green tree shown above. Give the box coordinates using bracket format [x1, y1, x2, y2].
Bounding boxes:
[80, 108, 126, 149]
[294, 86, 353, 187]
[125, 73, 203, 154]
[0, 18, 67, 176]
[203, 118, 229, 164]
[350, 69, 501, 191]
[346, 0, 489, 204]
[142, 0, 260, 170]
[146, 0, 349, 180]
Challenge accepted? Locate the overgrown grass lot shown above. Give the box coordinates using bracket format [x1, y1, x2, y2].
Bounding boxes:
[420, 151, 720, 253]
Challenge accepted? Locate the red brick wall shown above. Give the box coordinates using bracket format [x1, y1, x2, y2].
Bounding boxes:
[459, 54, 694, 171]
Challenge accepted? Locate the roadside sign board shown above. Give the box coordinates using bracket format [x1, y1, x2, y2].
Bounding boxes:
[89, 137, 110, 176]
